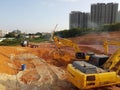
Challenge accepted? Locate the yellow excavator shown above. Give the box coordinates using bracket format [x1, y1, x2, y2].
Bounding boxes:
[51, 24, 90, 61]
[67, 40, 120, 89]
[53, 36, 90, 60]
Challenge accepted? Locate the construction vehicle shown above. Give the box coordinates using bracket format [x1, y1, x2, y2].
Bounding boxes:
[51, 24, 90, 60]
[20, 40, 29, 47]
[79, 39, 120, 67]
[67, 60, 120, 89]
[67, 40, 120, 89]
[53, 36, 90, 60]
[20, 40, 38, 48]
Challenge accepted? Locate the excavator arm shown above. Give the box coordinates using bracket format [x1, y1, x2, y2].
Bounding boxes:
[103, 48, 120, 75]
[103, 40, 120, 75]
[52, 24, 89, 60]
[53, 36, 89, 60]
[53, 36, 80, 52]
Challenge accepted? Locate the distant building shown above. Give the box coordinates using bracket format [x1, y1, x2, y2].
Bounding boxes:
[0, 30, 8, 37]
[69, 11, 90, 29]
[12, 29, 21, 34]
[117, 11, 120, 22]
[91, 3, 118, 27]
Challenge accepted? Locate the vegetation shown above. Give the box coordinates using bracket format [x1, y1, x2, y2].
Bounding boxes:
[29, 35, 50, 43]
[0, 38, 21, 46]
[100, 23, 120, 32]
[55, 23, 120, 38]
[54, 28, 92, 38]
[5, 32, 16, 38]
[0, 32, 51, 46]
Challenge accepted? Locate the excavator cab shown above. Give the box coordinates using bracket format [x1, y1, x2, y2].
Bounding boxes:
[75, 52, 85, 59]
[88, 54, 109, 67]
[75, 52, 93, 61]
[76, 52, 109, 67]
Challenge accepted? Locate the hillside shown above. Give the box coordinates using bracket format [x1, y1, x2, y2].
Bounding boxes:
[69, 31, 120, 54]
[70, 31, 120, 45]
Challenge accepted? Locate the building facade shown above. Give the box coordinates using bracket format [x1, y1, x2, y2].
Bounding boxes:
[91, 3, 118, 27]
[117, 11, 120, 22]
[69, 11, 89, 29]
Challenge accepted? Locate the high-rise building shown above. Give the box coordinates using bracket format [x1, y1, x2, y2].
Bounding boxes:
[91, 3, 118, 27]
[117, 11, 120, 22]
[69, 11, 89, 29]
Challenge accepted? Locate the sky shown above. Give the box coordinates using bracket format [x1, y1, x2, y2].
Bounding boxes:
[0, 0, 120, 33]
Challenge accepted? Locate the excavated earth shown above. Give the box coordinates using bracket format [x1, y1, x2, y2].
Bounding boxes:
[0, 45, 76, 90]
[0, 31, 119, 90]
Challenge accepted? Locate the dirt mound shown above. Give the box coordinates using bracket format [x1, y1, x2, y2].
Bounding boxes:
[0, 44, 73, 75]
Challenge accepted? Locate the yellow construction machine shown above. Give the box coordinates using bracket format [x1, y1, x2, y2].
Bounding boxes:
[67, 61, 120, 89]
[53, 36, 90, 60]
[67, 40, 120, 89]
[51, 24, 91, 61]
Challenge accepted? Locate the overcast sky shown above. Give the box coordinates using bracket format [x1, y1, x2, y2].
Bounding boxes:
[0, 0, 119, 33]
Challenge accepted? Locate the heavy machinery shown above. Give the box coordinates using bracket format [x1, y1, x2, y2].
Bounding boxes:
[53, 36, 90, 60]
[51, 24, 90, 60]
[20, 40, 29, 47]
[20, 40, 38, 48]
[67, 40, 120, 89]
[67, 60, 120, 89]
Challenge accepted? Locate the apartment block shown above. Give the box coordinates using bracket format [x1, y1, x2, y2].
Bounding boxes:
[117, 11, 120, 22]
[69, 11, 89, 29]
[91, 3, 118, 27]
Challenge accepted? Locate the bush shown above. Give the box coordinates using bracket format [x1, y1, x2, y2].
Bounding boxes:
[0, 39, 21, 46]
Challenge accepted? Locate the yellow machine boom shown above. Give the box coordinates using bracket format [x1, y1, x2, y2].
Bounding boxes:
[53, 36, 80, 52]
[53, 36, 90, 60]
[103, 48, 120, 75]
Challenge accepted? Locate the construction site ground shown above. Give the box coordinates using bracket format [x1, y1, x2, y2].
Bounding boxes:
[0, 31, 120, 90]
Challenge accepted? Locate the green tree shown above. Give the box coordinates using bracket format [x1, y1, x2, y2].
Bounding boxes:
[4, 32, 16, 38]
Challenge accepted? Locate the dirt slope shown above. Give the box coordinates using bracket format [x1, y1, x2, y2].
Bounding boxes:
[0, 46, 76, 90]
[70, 31, 120, 45]
[69, 31, 120, 55]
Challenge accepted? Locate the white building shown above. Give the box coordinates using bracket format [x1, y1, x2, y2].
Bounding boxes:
[0, 30, 8, 37]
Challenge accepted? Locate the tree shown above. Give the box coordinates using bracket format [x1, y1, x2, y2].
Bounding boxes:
[35, 32, 42, 35]
[4, 32, 16, 38]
